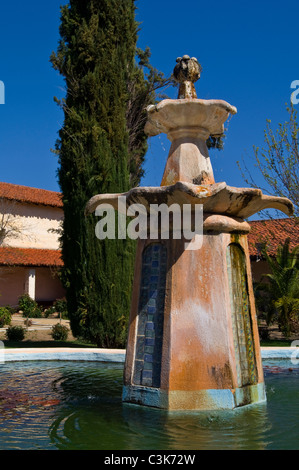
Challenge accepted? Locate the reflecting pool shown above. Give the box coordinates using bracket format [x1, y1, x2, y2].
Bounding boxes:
[0, 360, 298, 450]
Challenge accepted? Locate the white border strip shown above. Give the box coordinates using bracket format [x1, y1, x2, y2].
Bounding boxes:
[1, 346, 298, 363]
[2, 348, 126, 363]
[261, 347, 299, 360]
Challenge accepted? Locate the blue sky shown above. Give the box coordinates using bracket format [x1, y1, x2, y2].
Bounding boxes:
[0, 0, 298, 213]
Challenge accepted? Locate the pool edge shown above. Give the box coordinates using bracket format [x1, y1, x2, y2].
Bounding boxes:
[1, 346, 298, 363]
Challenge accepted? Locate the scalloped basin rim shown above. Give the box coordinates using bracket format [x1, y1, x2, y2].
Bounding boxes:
[146, 98, 238, 114]
[145, 99, 238, 137]
[85, 181, 294, 219]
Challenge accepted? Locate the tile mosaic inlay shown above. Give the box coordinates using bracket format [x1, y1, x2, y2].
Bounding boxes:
[133, 244, 167, 388]
[227, 243, 257, 387]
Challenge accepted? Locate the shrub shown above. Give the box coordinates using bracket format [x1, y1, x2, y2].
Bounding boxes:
[44, 305, 56, 318]
[0, 307, 12, 328]
[18, 294, 42, 318]
[6, 325, 26, 341]
[18, 293, 35, 312]
[4, 305, 16, 315]
[51, 323, 69, 341]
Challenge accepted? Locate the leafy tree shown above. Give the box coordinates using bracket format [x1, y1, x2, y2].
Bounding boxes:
[50, 0, 153, 347]
[256, 239, 299, 337]
[238, 104, 299, 216]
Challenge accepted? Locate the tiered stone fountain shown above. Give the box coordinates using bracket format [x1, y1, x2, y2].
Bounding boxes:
[86, 55, 293, 410]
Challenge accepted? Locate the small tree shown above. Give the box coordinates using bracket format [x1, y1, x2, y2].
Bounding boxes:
[256, 238, 299, 337]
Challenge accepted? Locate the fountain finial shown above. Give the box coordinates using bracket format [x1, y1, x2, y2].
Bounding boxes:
[173, 55, 202, 99]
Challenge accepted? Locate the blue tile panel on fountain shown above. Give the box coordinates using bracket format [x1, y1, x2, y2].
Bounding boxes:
[133, 244, 167, 388]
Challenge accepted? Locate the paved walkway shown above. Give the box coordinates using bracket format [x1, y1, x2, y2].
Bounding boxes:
[0, 346, 298, 363]
[0, 314, 71, 332]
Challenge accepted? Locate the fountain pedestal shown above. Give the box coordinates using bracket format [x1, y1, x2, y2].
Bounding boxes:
[122, 228, 265, 410]
[86, 55, 293, 410]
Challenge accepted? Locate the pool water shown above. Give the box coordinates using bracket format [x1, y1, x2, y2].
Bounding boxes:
[0, 360, 298, 450]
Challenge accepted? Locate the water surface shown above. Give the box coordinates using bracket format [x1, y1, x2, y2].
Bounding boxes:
[0, 360, 298, 450]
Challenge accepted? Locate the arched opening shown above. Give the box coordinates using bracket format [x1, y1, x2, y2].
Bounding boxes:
[226, 243, 257, 387]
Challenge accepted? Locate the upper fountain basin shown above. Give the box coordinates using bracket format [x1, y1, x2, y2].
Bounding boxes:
[144, 99, 237, 139]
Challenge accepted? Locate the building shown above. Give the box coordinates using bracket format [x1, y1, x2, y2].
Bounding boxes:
[0, 181, 298, 307]
[0, 182, 65, 307]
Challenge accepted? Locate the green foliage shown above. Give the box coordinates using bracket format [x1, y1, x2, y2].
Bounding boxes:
[44, 306, 57, 318]
[3, 305, 16, 315]
[256, 238, 299, 337]
[54, 299, 68, 317]
[18, 293, 35, 312]
[51, 323, 69, 341]
[238, 104, 299, 216]
[18, 294, 42, 318]
[0, 307, 12, 328]
[44, 299, 68, 318]
[6, 325, 26, 342]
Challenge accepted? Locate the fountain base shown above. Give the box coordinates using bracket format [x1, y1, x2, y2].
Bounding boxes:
[122, 227, 266, 411]
[123, 382, 266, 410]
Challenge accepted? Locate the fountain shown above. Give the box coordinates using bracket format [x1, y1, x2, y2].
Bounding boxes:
[86, 55, 293, 411]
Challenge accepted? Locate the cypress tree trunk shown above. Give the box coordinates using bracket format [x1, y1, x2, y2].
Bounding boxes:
[51, 0, 142, 347]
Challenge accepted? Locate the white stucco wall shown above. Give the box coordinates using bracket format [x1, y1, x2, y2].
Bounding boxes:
[0, 200, 63, 249]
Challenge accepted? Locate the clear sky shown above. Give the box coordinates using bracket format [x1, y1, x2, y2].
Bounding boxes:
[0, 0, 298, 211]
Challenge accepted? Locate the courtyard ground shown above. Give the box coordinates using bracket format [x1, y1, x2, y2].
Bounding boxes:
[0, 313, 78, 346]
[0, 314, 298, 348]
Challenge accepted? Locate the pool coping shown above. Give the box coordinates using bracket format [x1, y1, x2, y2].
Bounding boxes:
[0, 346, 298, 363]
[1, 347, 126, 363]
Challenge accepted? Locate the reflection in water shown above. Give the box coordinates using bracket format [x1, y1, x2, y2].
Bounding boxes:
[0, 360, 298, 450]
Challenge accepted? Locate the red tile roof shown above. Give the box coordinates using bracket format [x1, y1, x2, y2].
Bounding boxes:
[0, 247, 63, 267]
[0, 182, 63, 208]
[248, 218, 299, 257]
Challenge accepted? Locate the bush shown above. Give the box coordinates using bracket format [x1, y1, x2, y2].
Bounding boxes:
[4, 305, 16, 315]
[51, 323, 69, 341]
[18, 294, 42, 318]
[44, 305, 56, 318]
[6, 325, 26, 341]
[0, 307, 12, 328]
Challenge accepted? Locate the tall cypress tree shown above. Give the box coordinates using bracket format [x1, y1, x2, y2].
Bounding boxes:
[51, 0, 144, 347]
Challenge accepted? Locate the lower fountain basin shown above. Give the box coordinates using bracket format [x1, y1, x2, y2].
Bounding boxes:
[0, 359, 298, 450]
